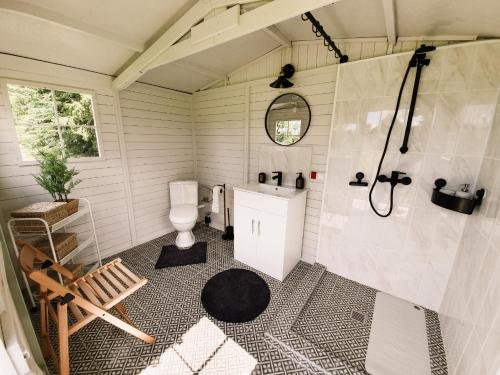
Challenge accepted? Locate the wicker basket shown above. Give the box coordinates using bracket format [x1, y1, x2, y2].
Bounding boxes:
[11, 202, 68, 232]
[33, 233, 78, 260]
[64, 199, 79, 215]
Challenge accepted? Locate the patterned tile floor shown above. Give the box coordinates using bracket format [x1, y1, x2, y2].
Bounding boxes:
[29, 224, 448, 374]
[290, 273, 448, 375]
[31, 224, 316, 374]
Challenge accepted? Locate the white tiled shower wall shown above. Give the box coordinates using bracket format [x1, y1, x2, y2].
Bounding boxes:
[439, 83, 500, 372]
[318, 41, 500, 312]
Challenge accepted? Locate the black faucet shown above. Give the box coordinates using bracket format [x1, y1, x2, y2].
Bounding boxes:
[377, 171, 412, 187]
[272, 171, 283, 186]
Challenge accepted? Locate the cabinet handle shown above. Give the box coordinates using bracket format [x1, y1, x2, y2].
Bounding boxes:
[258, 220, 261, 236]
[251, 219, 254, 234]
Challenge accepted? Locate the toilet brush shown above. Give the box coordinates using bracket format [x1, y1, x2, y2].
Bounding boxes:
[222, 207, 234, 240]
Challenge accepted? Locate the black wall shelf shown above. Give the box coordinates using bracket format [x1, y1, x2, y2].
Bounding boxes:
[431, 179, 485, 215]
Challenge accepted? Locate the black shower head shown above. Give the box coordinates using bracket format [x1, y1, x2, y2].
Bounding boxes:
[415, 44, 437, 54]
[409, 44, 436, 67]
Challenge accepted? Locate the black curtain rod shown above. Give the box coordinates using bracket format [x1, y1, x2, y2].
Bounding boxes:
[302, 12, 348, 63]
[0, 51, 191, 95]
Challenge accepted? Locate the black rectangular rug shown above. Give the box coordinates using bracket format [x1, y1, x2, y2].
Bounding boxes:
[155, 242, 207, 269]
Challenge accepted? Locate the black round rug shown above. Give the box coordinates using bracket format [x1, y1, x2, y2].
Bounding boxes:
[201, 268, 270, 323]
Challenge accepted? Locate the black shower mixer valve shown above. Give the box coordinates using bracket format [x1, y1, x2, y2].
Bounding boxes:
[377, 171, 412, 187]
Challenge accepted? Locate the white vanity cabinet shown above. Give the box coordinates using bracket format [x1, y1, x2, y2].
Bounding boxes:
[233, 184, 308, 281]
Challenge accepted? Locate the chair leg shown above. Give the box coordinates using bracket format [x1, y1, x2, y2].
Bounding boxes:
[114, 303, 135, 327]
[40, 295, 50, 359]
[57, 302, 70, 375]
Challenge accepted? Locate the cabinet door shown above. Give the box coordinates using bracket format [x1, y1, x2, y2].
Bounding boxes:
[256, 210, 285, 280]
[234, 204, 258, 267]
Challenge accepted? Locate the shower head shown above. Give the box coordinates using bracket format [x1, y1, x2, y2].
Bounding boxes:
[415, 45, 436, 54]
[409, 44, 436, 67]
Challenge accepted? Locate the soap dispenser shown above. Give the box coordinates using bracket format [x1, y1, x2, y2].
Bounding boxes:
[296, 173, 305, 189]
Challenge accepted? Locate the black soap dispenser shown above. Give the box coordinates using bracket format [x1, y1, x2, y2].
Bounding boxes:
[296, 173, 305, 189]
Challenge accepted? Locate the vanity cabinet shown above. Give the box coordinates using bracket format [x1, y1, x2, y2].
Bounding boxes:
[233, 184, 308, 281]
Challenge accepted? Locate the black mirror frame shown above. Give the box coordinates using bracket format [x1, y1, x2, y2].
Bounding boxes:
[264, 93, 311, 147]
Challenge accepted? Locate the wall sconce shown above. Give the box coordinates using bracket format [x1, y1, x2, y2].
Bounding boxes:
[269, 64, 295, 88]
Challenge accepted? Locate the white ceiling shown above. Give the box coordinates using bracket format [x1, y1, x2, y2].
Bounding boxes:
[395, 0, 500, 38]
[1, 0, 499, 93]
[140, 31, 279, 93]
[276, 0, 388, 40]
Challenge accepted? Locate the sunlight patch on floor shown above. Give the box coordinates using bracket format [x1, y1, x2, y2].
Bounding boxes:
[140, 317, 257, 374]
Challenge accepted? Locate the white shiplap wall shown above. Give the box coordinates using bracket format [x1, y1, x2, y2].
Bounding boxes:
[0, 55, 134, 261]
[193, 64, 337, 263]
[119, 83, 194, 244]
[193, 86, 246, 230]
[227, 39, 457, 86]
[248, 68, 337, 263]
[0, 55, 195, 267]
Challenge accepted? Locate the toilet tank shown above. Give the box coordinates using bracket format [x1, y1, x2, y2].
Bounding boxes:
[169, 181, 198, 206]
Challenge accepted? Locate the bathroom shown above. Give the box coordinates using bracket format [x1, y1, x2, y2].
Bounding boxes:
[0, 1, 499, 374]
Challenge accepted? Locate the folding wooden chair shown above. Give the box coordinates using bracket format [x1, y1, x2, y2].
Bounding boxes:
[16, 240, 155, 375]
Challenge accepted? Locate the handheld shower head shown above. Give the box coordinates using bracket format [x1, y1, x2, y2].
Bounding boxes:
[415, 45, 436, 54]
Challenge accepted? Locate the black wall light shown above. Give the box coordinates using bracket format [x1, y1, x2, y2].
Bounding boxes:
[270, 64, 295, 88]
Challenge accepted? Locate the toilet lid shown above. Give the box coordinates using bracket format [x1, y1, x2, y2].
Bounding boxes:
[170, 204, 198, 223]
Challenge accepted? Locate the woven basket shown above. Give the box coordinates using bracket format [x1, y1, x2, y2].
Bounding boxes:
[11, 202, 68, 232]
[33, 233, 78, 260]
[64, 199, 79, 215]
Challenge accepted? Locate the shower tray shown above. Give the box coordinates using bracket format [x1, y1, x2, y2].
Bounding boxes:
[265, 266, 448, 375]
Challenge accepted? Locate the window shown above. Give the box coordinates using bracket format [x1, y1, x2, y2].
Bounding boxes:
[6, 83, 100, 161]
[275, 120, 302, 145]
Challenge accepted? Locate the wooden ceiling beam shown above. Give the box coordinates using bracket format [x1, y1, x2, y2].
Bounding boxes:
[144, 0, 339, 74]
[381, 0, 397, 45]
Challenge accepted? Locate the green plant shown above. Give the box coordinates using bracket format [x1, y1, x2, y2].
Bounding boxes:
[32, 148, 81, 201]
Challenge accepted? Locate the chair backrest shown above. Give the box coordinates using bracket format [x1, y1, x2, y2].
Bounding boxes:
[16, 240, 75, 282]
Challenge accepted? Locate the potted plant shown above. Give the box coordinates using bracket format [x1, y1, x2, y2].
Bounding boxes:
[33, 148, 81, 215]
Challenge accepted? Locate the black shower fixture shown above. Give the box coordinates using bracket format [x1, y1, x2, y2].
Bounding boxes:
[377, 171, 412, 187]
[400, 44, 436, 154]
[368, 44, 436, 218]
[269, 64, 295, 88]
[301, 11, 348, 63]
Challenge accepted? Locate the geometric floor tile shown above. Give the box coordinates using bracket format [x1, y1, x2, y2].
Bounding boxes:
[288, 272, 448, 375]
[26, 223, 448, 375]
[199, 338, 258, 375]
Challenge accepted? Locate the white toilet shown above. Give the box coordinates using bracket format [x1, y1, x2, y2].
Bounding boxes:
[169, 180, 198, 249]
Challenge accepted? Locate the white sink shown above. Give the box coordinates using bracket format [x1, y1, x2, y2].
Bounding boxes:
[233, 183, 308, 281]
[234, 183, 305, 199]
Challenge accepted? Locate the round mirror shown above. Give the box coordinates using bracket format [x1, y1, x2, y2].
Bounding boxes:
[265, 93, 311, 146]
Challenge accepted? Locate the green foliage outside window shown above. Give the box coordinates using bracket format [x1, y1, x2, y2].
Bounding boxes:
[7, 84, 99, 160]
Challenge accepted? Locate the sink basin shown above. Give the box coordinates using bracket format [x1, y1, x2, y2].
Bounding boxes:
[255, 184, 297, 197]
[234, 183, 305, 199]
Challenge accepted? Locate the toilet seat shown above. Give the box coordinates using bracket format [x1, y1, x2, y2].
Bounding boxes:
[169, 204, 198, 224]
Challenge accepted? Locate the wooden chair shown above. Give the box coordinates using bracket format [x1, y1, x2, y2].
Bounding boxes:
[16, 240, 155, 375]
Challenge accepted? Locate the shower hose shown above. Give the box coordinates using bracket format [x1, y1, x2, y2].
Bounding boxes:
[368, 64, 412, 217]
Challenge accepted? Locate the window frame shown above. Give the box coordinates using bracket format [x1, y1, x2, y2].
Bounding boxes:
[1, 78, 105, 166]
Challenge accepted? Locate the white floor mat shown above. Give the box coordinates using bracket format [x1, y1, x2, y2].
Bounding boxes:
[366, 292, 431, 375]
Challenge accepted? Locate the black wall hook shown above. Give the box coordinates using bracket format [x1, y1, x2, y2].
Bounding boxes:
[349, 172, 368, 187]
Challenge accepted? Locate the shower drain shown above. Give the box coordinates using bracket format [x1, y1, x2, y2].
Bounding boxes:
[350, 310, 367, 324]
